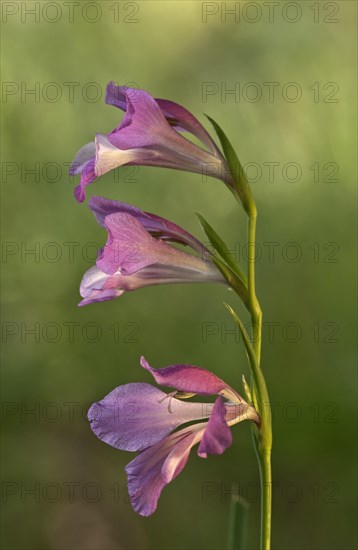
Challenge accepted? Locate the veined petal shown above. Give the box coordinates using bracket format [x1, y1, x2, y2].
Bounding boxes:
[71, 84, 231, 203]
[140, 356, 243, 402]
[105, 87, 226, 178]
[88, 196, 205, 253]
[97, 212, 220, 278]
[88, 383, 210, 452]
[125, 423, 205, 516]
[96, 212, 156, 276]
[78, 261, 225, 307]
[197, 397, 232, 458]
[108, 87, 173, 150]
[105, 82, 220, 156]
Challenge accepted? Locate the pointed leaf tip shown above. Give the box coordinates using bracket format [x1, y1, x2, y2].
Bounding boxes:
[205, 115, 254, 215]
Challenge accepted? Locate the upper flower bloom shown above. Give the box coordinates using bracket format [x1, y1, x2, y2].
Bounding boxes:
[79, 196, 226, 306]
[88, 357, 259, 516]
[70, 83, 233, 202]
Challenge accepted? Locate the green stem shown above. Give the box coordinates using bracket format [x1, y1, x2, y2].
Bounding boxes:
[247, 206, 272, 550]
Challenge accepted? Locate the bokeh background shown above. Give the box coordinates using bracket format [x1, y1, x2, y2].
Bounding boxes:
[1, 1, 357, 549]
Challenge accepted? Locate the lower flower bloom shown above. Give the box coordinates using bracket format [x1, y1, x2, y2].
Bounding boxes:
[88, 357, 259, 516]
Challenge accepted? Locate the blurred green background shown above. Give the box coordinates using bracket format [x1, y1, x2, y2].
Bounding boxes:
[1, 1, 357, 549]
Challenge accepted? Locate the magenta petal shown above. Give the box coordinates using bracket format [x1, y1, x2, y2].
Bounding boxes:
[97, 212, 220, 279]
[79, 260, 225, 307]
[69, 142, 96, 175]
[88, 383, 210, 452]
[104, 86, 225, 179]
[140, 356, 235, 397]
[89, 196, 148, 228]
[88, 196, 205, 253]
[197, 397, 232, 458]
[105, 82, 220, 156]
[73, 159, 96, 203]
[96, 213, 156, 276]
[108, 88, 171, 150]
[125, 423, 205, 516]
[155, 97, 220, 156]
[71, 83, 232, 204]
[105, 82, 128, 111]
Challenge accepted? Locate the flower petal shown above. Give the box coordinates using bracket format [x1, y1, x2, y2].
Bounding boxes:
[88, 196, 205, 253]
[108, 88, 173, 150]
[125, 423, 205, 516]
[74, 159, 96, 203]
[105, 86, 225, 178]
[197, 397, 232, 458]
[69, 142, 96, 175]
[78, 261, 225, 307]
[96, 212, 157, 276]
[105, 81, 128, 111]
[140, 356, 242, 402]
[88, 383, 210, 452]
[97, 212, 220, 278]
[94, 133, 152, 178]
[105, 82, 220, 156]
[155, 98, 220, 156]
[78, 265, 125, 306]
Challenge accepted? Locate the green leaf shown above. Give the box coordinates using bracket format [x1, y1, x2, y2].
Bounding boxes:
[214, 257, 250, 311]
[206, 115, 253, 214]
[227, 492, 250, 550]
[196, 212, 247, 286]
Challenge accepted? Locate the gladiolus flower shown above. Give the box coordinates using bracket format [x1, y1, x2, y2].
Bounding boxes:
[79, 196, 226, 306]
[88, 357, 259, 515]
[70, 83, 233, 202]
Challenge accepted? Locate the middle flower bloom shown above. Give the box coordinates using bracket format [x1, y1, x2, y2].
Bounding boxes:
[79, 196, 227, 306]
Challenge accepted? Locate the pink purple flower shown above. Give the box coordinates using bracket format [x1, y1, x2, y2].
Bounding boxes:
[79, 196, 226, 306]
[88, 357, 259, 515]
[70, 83, 233, 202]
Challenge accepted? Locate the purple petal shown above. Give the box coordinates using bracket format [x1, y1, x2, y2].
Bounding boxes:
[79, 260, 225, 306]
[88, 383, 210, 452]
[96, 213, 156, 276]
[88, 196, 205, 253]
[197, 397, 232, 458]
[97, 212, 221, 279]
[73, 159, 96, 203]
[71, 84, 232, 204]
[103, 87, 225, 179]
[105, 82, 128, 111]
[155, 98, 220, 156]
[125, 423, 206, 516]
[108, 88, 172, 150]
[105, 82, 220, 156]
[89, 196, 148, 228]
[78, 266, 125, 306]
[69, 142, 96, 175]
[140, 356, 241, 401]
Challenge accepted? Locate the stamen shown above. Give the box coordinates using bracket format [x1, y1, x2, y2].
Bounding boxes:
[157, 391, 177, 414]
